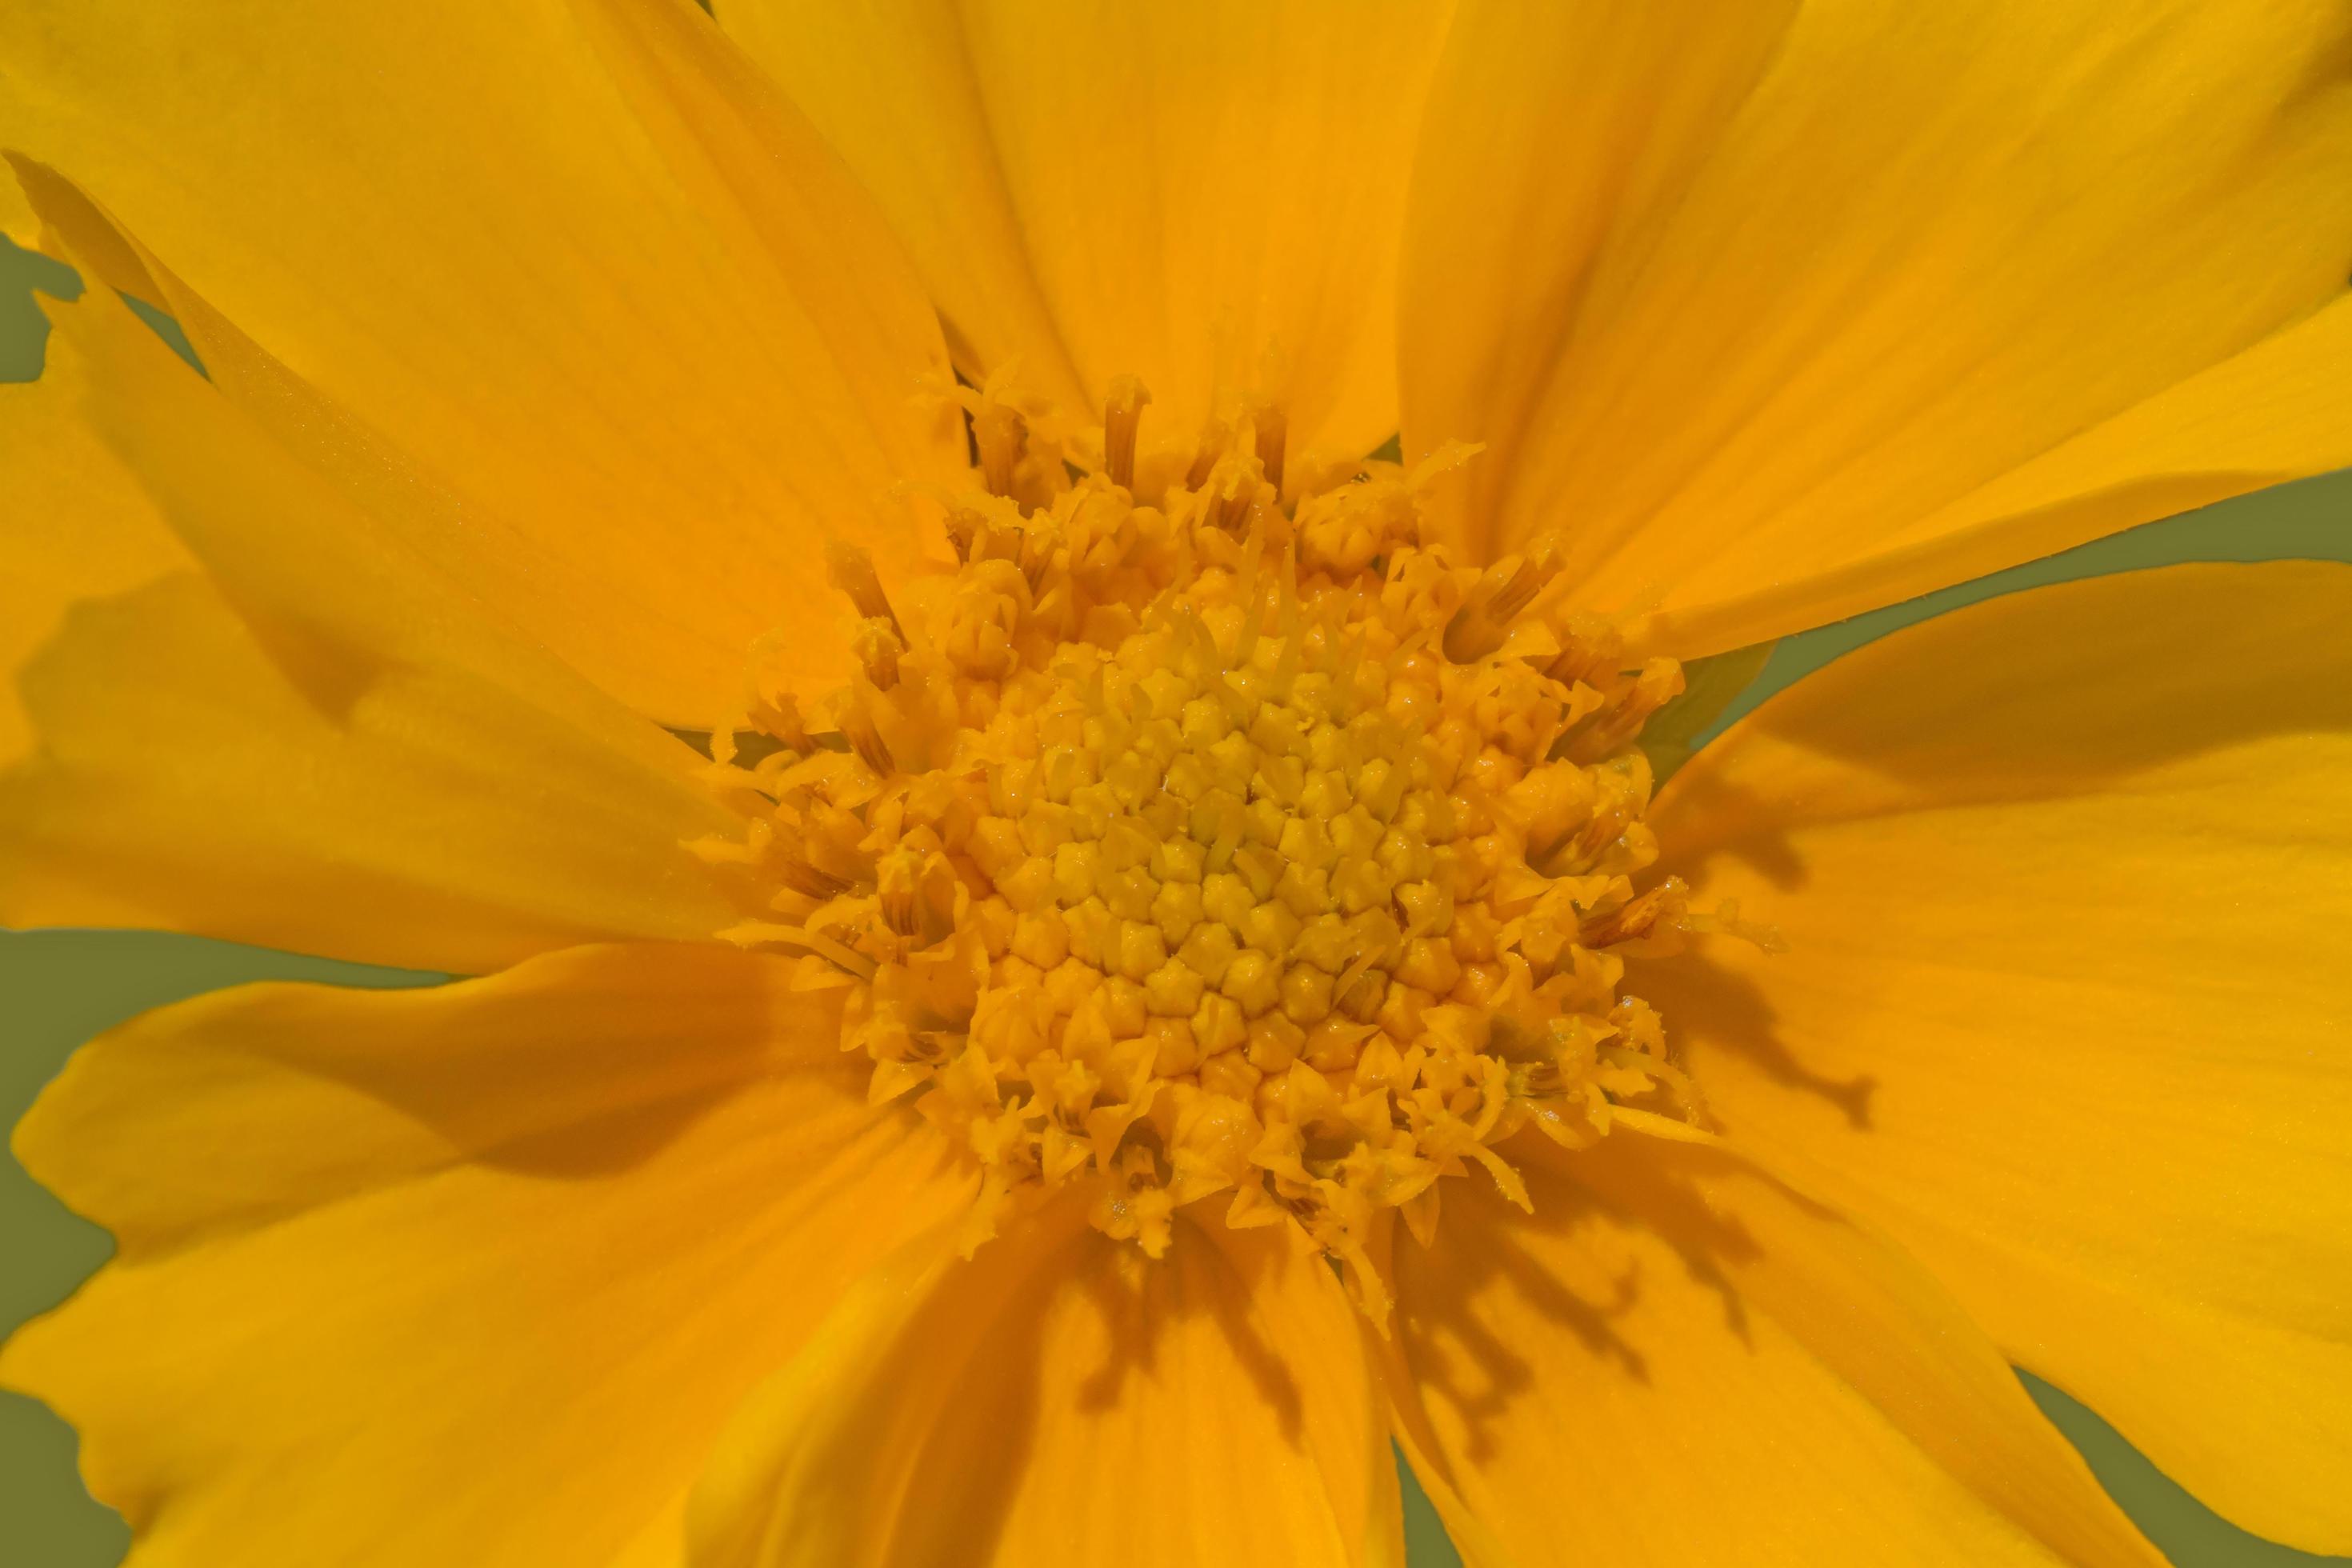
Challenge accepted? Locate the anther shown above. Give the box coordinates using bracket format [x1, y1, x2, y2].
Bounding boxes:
[775, 837, 855, 902]
[718, 919, 878, 980]
[973, 399, 1027, 498]
[1104, 375, 1150, 490]
[1016, 527, 1054, 591]
[750, 688, 810, 752]
[1558, 658, 1686, 763]
[874, 850, 962, 947]
[878, 848, 922, 936]
[852, 617, 904, 690]
[826, 540, 905, 641]
[1542, 614, 1625, 690]
[1443, 537, 1565, 662]
[914, 854, 959, 946]
[1486, 533, 1566, 623]
[1214, 474, 1255, 534]
[1579, 877, 1687, 947]
[1186, 417, 1230, 490]
[831, 693, 897, 776]
[950, 495, 1033, 574]
[945, 506, 982, 563]
[1252, 402, 1288, 496]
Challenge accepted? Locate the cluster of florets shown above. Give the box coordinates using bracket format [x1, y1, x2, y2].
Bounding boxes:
[690, 378, 1756, 1322]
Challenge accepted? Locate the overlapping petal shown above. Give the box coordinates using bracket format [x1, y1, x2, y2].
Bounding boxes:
[0, 285, 735, 974]
[1385, 1137, 2165, 1568]
[1648, 560, 2352, 1553]
[1637, 294, 2352, 654]
[0, 943, 973, 1568]
[719, 0, 1457, 470]
[0, 0, 966, 718]
[0, 348, 186, 765]
[1402, 0, 2352, 654]
[691, 1208, 1402, 1567]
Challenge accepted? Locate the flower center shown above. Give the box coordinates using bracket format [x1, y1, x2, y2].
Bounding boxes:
[690, 377, 1760, 1322]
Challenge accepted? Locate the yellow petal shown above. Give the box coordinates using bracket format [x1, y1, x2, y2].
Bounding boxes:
[1649, 560, 2352, 1553]
[0, 163, 30, 239]
[1402, 2, 2352, 651]
[1385, 1136, 2164, 1568]
[692, 1207, 1402, 1567]
[709, 0, 1087, 417]
[722, 0, 1457, 466]
[1, 286, 738, 974]
[1, 942, 971, 1567]
[0, 350, 189, 766]
[2, 0, 965, 720]
[1642, 294, 2352, 655]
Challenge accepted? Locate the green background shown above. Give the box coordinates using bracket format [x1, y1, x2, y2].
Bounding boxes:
[3, 233, 2349, 1566]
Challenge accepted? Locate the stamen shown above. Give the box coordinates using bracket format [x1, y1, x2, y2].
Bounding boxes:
[973, 399, 1026, 498]
[750, 687, 810, 752]
[945, 505, 983, 564]
[1103, 375, 1150, 491]
[825, 540, 904, 641]
[1186, 418, 1230, 490]
[1578, 876, 1686, 948]
[878, 848, 922, 936]
[1443, 534, 1565, 662]
[774, 835, 855, 902]
[1251, 402, 1288, 496]
[717, 919, 879, 979]
[852, 617, 904, 691]
[831, 692, 896, 776]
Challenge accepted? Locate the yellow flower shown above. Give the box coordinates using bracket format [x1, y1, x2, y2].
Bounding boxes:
[3, 2, 2350, 1565]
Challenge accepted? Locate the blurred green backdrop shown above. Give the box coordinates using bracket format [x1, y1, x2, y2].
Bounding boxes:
[2, 231, 2348, 1566]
